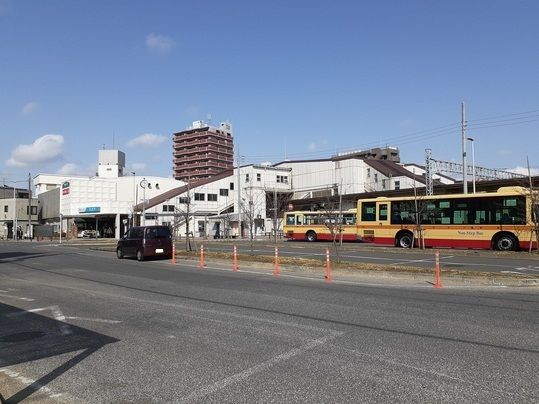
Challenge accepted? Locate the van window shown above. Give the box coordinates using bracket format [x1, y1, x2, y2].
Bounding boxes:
[145, 227, 171, 239]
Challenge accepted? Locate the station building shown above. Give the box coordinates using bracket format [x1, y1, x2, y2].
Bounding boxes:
[33, 140, 455, 240]
[34, 149, 185, 239]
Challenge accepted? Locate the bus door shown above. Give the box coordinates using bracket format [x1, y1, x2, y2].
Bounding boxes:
[358, 201, 376, 242]
[376, 202, 392, 244]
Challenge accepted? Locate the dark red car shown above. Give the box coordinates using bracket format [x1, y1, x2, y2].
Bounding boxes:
[116, 226, 173, 261]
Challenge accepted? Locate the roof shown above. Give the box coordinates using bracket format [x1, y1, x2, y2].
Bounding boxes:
[364, 160, 426, 183]
[134, 169, 234, 211]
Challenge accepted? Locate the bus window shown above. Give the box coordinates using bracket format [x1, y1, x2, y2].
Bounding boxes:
[453, 202, 468, 225]
[286, 214, 295, 225]
[361, 202, 376, 221]
[391, 201, 414, 224]
[343, 213, 356, 225]
[304, 214, 321, 225]
[296, 215, 302, 225]
[378, 204, 388, 221]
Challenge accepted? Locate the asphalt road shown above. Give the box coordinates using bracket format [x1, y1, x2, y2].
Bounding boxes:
[196, 239, 539, 276]
[1, 241, 538, 403]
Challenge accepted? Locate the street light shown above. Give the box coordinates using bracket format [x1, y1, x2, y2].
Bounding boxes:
[130, 172, 136, 227]
[467, 137, 476, 194]
[140, 178, 148, 226]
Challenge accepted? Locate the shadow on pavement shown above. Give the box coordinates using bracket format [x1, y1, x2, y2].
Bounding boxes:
[0, 302, 118, 403]
[0, 252, 63, 264]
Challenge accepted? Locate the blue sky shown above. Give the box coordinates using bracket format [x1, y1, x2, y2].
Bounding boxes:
[1, 0, 539, 182]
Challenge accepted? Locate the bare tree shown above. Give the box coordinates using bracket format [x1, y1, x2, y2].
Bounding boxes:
[241, 181, 266, 254]
[319, 195, 344, 263]
[525, 157, 539, 253]
[265, 188, 293, 243]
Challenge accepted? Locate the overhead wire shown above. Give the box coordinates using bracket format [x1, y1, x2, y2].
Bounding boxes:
[242, 107, 539, 163]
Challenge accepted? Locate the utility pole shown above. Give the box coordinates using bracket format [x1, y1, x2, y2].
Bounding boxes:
[461, 101, 468, 194]
[236, 146, 242, 239]
[273, 187, 277, 244]
[28, 173, 31, 240]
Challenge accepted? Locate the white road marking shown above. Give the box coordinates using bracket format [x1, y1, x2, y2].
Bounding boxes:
[64, 316, 121, 324]
[5, 305, 72, 335]
[179, 331, 343, 403]
[0, 293, 35, 301]
[334, 345, 529, 399]
[387, 258, 432, 266]
[0, 367, 63, 400]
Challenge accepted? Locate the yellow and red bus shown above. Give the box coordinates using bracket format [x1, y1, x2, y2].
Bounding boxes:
[283, 209, 357, 242]
[357, 186, 538, 251]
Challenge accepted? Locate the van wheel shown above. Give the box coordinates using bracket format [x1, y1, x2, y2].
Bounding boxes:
[116, 248, 124, 259]
[136, 249, 144, 261]
[396, 232, 413, 248]
[306, 231, 317, 242]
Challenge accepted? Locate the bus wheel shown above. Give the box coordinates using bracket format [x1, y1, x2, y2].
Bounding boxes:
[396, 232, 413, 248]
[494, 233, 518, 251]
[306, 231, 317, 242]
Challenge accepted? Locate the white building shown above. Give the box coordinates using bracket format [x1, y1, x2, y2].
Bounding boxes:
[0, 185, 38, 239]
[133, 164, 293, 239]
[34, 150, 186, 239]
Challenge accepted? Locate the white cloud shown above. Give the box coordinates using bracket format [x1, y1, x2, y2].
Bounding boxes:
[6, 134, 64, 167]
[126, 133, 167, 148]
[145, 33, 175, 53]
[56, 163, 80, 175]
[508, 166, 539, 176]
[308, 142, 317, 151]
[21, 101, 39, 115]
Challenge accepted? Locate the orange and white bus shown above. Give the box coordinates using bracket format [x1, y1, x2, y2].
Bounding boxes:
[356, 186, 538, 251]
[283, 209, 357, 242]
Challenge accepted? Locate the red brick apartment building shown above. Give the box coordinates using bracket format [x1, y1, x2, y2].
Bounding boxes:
[173, 120, 234, 182]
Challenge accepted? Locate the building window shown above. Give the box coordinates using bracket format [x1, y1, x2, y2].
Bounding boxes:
[374, 173, 378, 182]
[162, 205, 175, 212]
[382, 179, 386, 189]
[207, 194, 217, 202]
[178, 197, 189, 204]
[257, 173, 261, 182]
[276, 175, 288, 183]
[394, 180, 400, 190]
[4, 205, 7, 213]
[230, 182, 234, 190]
[367, 168, 371, 178]
[219, 189, 228, 196]
[194, 193, 205, 201]
[245, 174, 250, 183]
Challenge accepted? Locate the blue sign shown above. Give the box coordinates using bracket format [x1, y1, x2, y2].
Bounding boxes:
[79, 207, 101, 214]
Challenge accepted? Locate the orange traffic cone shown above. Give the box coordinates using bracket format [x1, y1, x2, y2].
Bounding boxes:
[325, 248, 333, 283]
[199, 244, 206, 268]
[434, 250, 442, 288]
[233, 245, 239, 272]
[273, 246, 280, 277]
